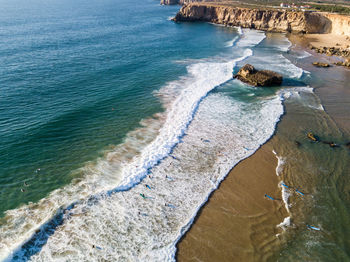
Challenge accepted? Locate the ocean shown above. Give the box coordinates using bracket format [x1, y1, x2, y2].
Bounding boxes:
[0, 0, 349, 261]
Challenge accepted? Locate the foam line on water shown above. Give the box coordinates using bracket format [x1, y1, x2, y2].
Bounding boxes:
[273, 150, 291, 232]
[273, 150, 285, 177]
[279, 181, 291, 213]
[0, 30, 257, 261]
[281, 86, 325, 111]
[27, 91, 285, 261]
[236, 29, 266, 48]
[115, 49, 254, 192]
[225, 36, 239, 47]
[296, 50, 312, 59]
[273, 151, 290, 214]
[277, 216, 291, 230]
[277, 36, 292, 52]
[235, 26, 243, 35]
[1, 28, 311, 261]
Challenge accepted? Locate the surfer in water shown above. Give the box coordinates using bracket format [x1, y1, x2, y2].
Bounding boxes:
[307, 224, 321, 231]
[92, 245, 102, 250]
[140, 193, 146, 199]
[165, 175, 174, 181]
[264, 194, 275, 200]
[295, 189, 305, 196]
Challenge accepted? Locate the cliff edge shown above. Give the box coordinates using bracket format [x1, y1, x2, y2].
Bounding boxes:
[172, 3, 332, 33]
[160, 0, 199, 5]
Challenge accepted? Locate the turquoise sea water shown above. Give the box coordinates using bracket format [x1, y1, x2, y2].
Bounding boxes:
[0, 0, 349, 261]
[0, 0, 238, 215]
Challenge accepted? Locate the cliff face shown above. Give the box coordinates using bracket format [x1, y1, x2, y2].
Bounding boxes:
[160, 0, 180, 5]
[173, 4, 332, 33]
[324, 13, 350, 35]
[160, 0, 199, 5]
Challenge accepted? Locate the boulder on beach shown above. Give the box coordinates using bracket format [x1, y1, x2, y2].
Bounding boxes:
[312, 62, 330, 67]
[234, 64, 283, 87]
[334, 58, 350, 68]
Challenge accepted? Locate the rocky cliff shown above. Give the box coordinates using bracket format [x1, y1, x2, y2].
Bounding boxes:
[323, 13, 350, 35]
[172, 4, 332, 33]
[160, 0, 200, 5]
[160, 0, 180, 5]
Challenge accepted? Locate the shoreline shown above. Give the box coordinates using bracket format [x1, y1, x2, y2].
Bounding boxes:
[176, 28, 350, 261]
[176, 140, 288, 261]
[172, 3, 350, 63]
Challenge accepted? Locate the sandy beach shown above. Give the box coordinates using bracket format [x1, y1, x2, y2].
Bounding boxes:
[177, 141, 287, 261]
[177, 33, 350, 261]
[302, 33, 350, 49]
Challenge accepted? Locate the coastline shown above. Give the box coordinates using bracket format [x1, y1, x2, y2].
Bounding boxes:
[288, 33, 350, 135]
[176, 30, 350, 261]
[1, 1, 349, 260]
[177, 141, 287, 261]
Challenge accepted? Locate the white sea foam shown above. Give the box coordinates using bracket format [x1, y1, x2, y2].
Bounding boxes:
[235, 26, 243, 35]
[272, 150, 285, 177]
[297, 50, 312, 59]
[279, 181, 291, 213]
[0, 29, 305, 262]
[225, 36, 239, 47]
[0, 29, 260, 262]
[273, 151, 291, 214]
[27, 91, 284, 262]
[236, 29, 266, 48]
[252, 54, 304, 79]
[282, 86, 325, 111]
[270, 34, 293, 53]
[273, 151, 291, 231]
[277, 216, 291, 230]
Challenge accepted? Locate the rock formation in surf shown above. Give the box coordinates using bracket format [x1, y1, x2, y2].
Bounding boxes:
[234, 64, 283, 87]
[312, 62, 330, 67]
[310, 45, 350, 57]
[172, 3, 331, 33]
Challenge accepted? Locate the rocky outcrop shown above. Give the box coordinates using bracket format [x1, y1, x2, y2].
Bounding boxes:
[309, 45, 350, 57]
[334, 58, 350, 68]
[234, 64, 283, 87]
[312, 62, 330, 67]
[323, 13, 350, 36]
[172, 4, 331, 33]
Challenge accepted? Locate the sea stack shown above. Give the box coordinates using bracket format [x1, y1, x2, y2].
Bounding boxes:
[234, 64, 283, 87]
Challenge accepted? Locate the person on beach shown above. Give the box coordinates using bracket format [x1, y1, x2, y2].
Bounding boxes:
[295, 189, 305, 196]
[264, 194, 275, 200]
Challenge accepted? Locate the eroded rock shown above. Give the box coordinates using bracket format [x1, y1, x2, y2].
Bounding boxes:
[234, 64, 283, 87]
[312, 62, 330, 67]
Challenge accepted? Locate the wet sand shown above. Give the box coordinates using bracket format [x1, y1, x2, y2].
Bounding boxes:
[288, 33, 350, 136]
[177, 141, 288, 262]
[177, 34, 350, 262]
